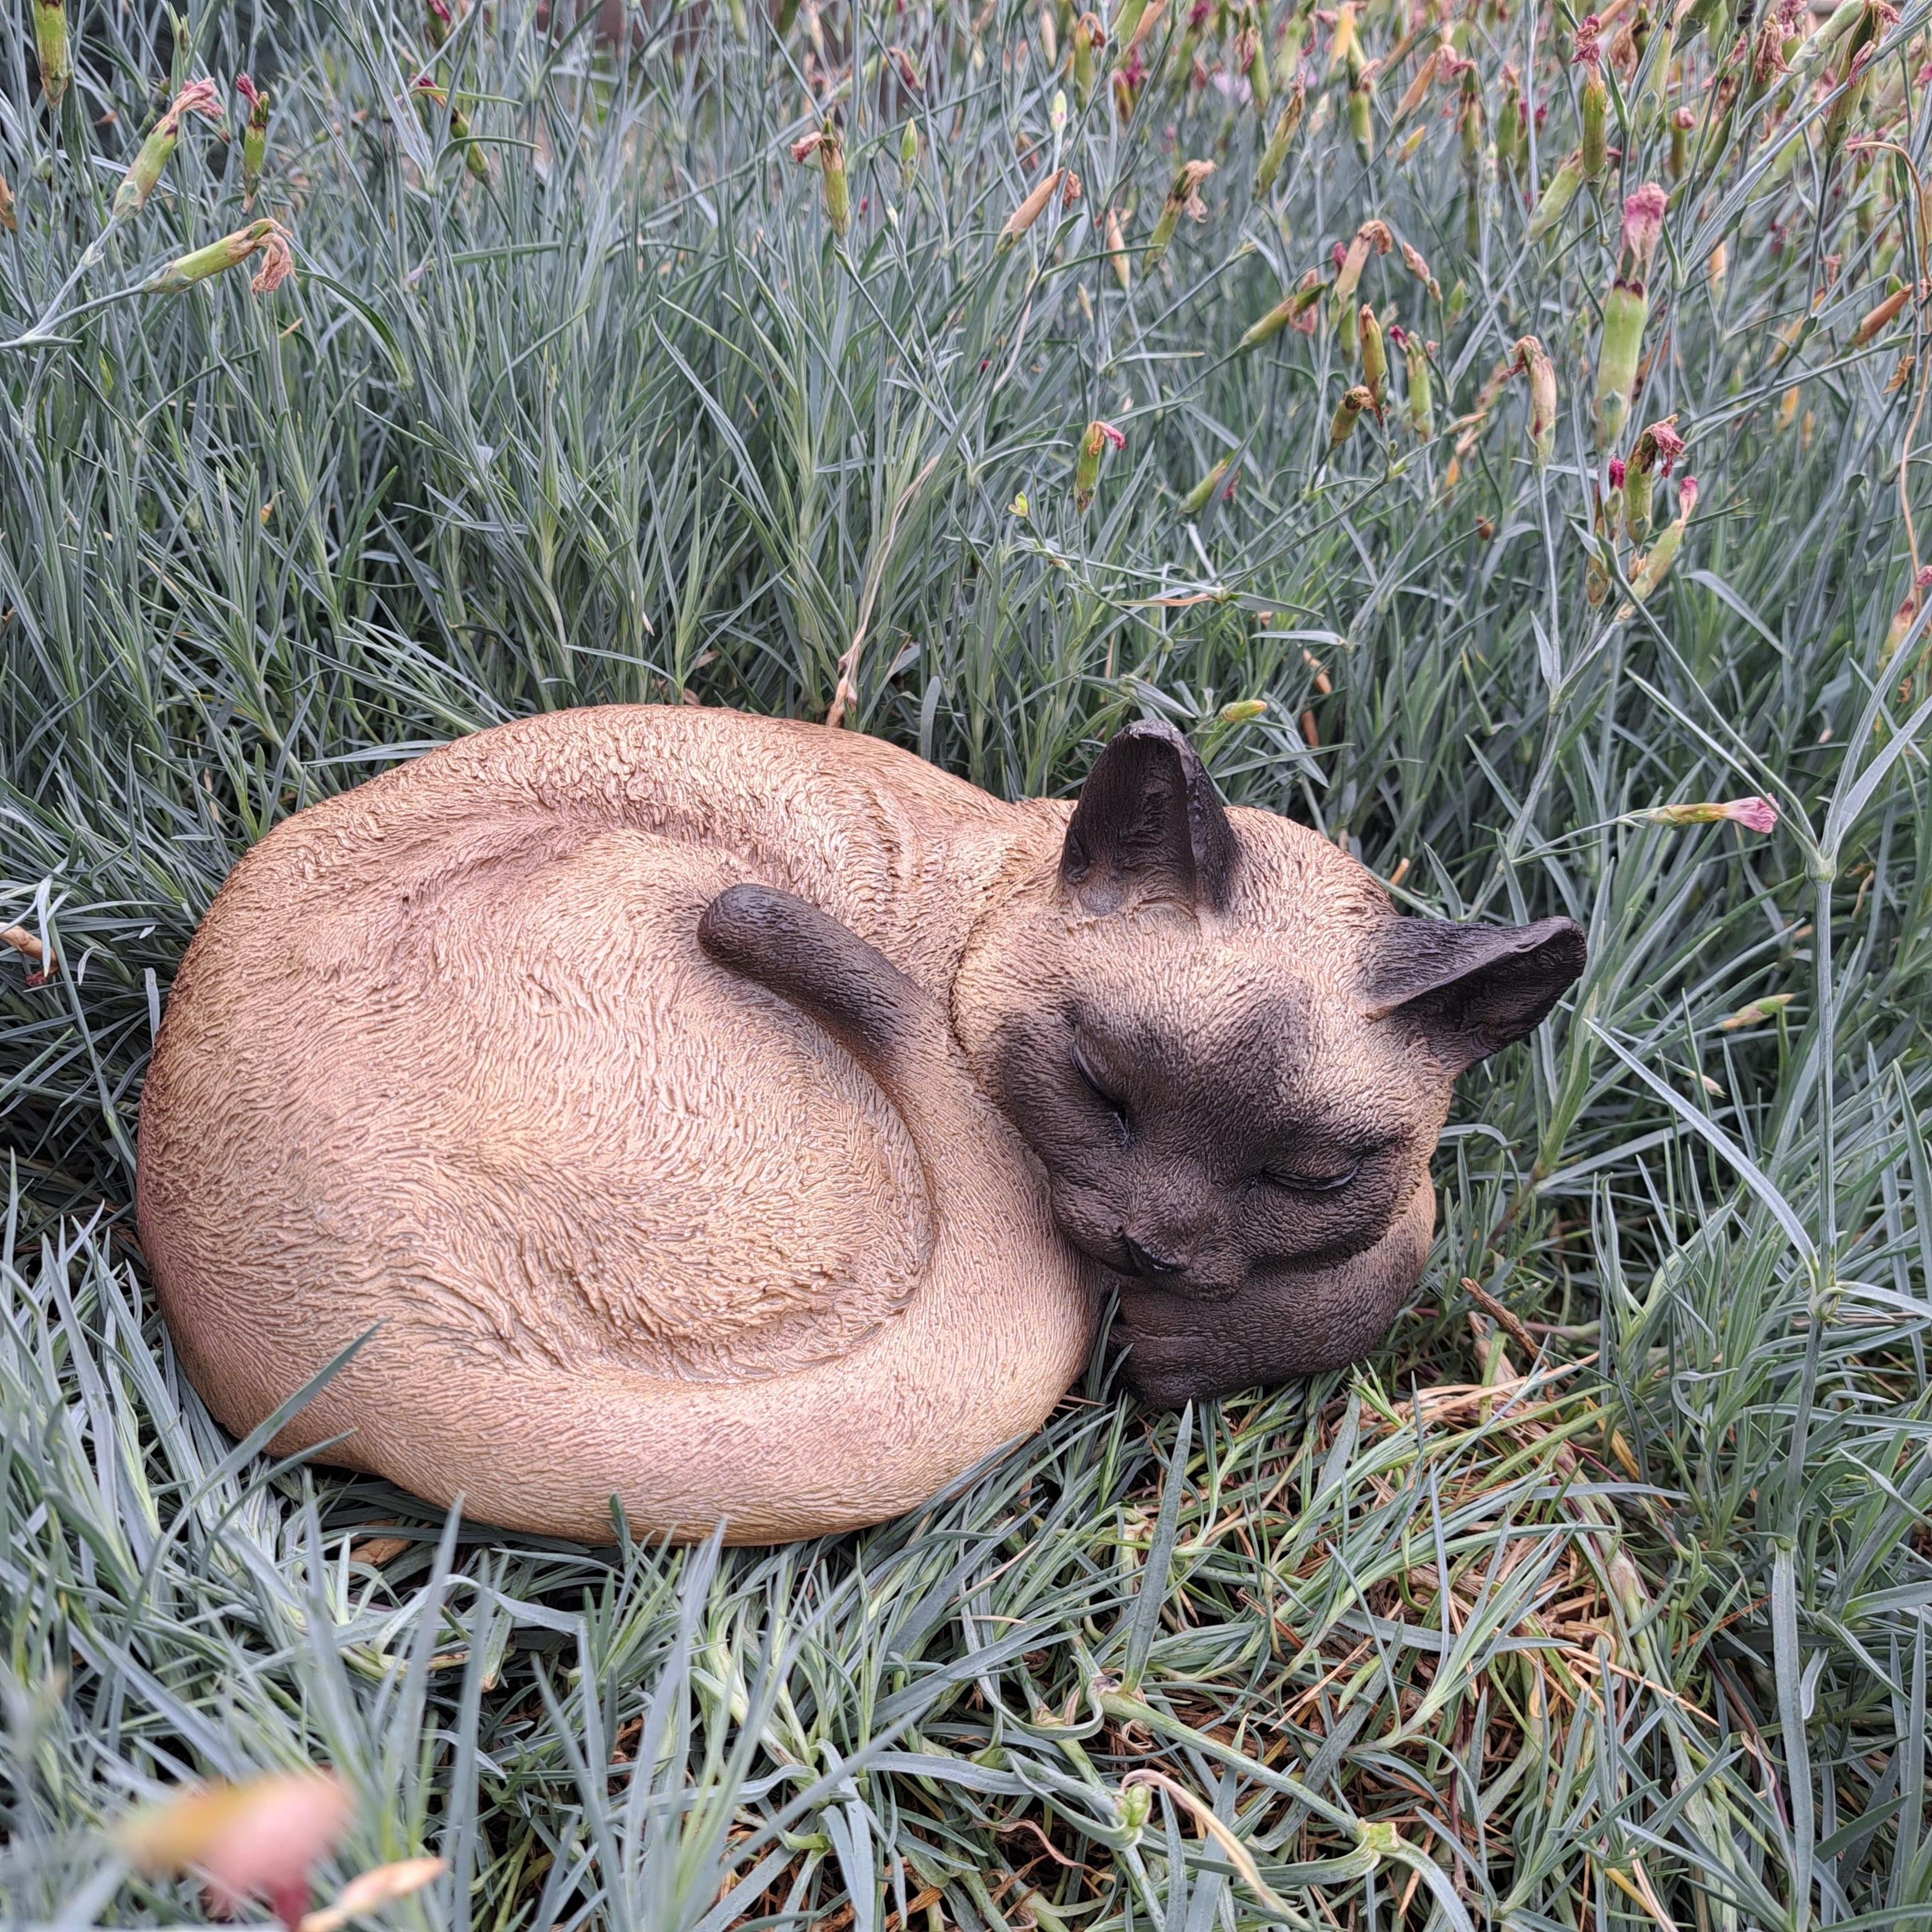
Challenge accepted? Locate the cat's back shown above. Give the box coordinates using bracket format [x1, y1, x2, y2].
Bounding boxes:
[135, 706, 1011, 1444]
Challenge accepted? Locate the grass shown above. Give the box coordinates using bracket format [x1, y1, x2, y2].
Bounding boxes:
[3, 0, 1932, 1925]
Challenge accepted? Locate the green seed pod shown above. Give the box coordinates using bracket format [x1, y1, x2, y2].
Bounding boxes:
[1668, 106, 1692, 178]
[1246, 1, 1272, 111]
[1401, 333, 1432, 435]
[1181, 455, 1233, 515]
[237, 77, 270, 206]
[1072, 13, 1099, 100]
[1594, 280, 1647, 449]
[1348, 79, 1372, 162]
[1358, 303, 1386, 404]
[1329, 383, 1374, 447]
[1623, 462, 1652, 538]
[819, 129, 849, 236]
[115, 124, 183, 222]
[1526, 148, 1585, 243]
[1236, 279, 1322, 350]
[34, 0, 70, 107]
[1495, 88, 1523, 181]
[1253, 84, 1305, 196]
[900, 118, 920, 187]
[1337, 299, 1358, 359]
[1581, 72, 1607, 179]
[775, 0, 799, 30]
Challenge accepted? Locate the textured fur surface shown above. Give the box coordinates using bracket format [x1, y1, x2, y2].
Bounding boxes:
[136, 705, 1583, 1544]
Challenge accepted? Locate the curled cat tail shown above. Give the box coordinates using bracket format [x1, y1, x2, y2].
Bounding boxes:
[342, 886, 1098, 1547]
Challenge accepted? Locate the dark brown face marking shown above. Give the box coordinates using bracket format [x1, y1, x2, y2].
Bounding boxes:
[965, 723, 1588, 1406]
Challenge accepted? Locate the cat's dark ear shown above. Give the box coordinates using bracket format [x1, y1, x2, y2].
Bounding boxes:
[1060, 720, 1236, 914]
[1366, 915, 1585, 1072]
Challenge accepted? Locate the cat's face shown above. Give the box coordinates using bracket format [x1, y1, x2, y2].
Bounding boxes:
[956, 721, 1585, 1406]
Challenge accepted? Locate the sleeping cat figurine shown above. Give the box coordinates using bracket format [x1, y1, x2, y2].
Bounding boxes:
[136, 706, 1584, 1544]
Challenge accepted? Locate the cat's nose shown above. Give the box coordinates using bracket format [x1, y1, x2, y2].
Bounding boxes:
[1119, 1230, 1185, 1278]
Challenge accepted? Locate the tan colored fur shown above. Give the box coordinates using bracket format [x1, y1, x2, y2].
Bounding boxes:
[138, 706, 1101, 1544]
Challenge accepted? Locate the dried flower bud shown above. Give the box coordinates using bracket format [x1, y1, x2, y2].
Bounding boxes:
[1329, 383, 1374, 447]
[999, 166, 1064, 246]
[1181, 455, 1233, 514]
[1105, 206, 1131, 290]
[1399, 240, 1441, 302]
[1514, 335, 1557, 463]
[0, 170, 15, 235]
[33, 0, 70, 108]
[1853, 282, 1917, 345]
[1572, 13, 1603, 66]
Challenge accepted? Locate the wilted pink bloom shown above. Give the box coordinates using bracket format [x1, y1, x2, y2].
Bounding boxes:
[1620, 183, 1668, 275]
[1210, 68, 1251, 101]
[235, 72, 262, 109]
[1387, 321, 1409, 348]
[1641, 796, 1778, 832]
[1646, 420, 1686, 473]
[1096, 420, 1127, 450]
[120, 1773, 350, 1932]
[789, 130, 825, 163]
[165, 78, 225, 132]
[250, 222, 294, 293]
[1188, 0, 1211, 24]
[1572, 14, 1602, 65]
[1330, 240, 1347, 270]
[1676, 475, 1698, 519]
[1608, 457, 1626, 488]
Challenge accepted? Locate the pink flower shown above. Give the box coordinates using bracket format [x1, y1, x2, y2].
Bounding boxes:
[120, 1773, 350, 1932]
[250, 222, 294, 293]
[1572, 14, 1602, 65]
[789, 130, 825, 162]
[1188, 0, 1211, 24]
[1607, 457, 1626, 488]
[1096, 420, 1127, 450]
[1676, 475, 1698, 519]
[235, 72, 262, 109]
[1620, 183, 1668, 275]
[1641, 796, 1778, 832]
[1330, 240, 1347, 270]
[1646, 420, 1686, 473]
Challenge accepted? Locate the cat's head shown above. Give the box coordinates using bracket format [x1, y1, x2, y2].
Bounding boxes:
[954, 719, 1585, 1406]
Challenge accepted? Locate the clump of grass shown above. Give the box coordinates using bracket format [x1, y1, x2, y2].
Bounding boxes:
[4, 0, 1932, 1927]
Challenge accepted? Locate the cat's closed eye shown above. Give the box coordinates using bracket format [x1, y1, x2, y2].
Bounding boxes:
[1255, 1162, 1360, 1194]
[1070, 1035, 1131, 1140]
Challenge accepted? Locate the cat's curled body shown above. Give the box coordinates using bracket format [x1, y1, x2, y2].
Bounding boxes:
[138, 707, 1099, 1543]
[139, 705, 1586, 1546]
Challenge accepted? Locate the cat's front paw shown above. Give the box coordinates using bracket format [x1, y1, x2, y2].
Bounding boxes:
[1120, 1328, 1236, 1409]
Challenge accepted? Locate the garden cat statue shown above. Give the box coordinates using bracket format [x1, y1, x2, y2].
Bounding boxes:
[136, 706, 1584, 1544]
